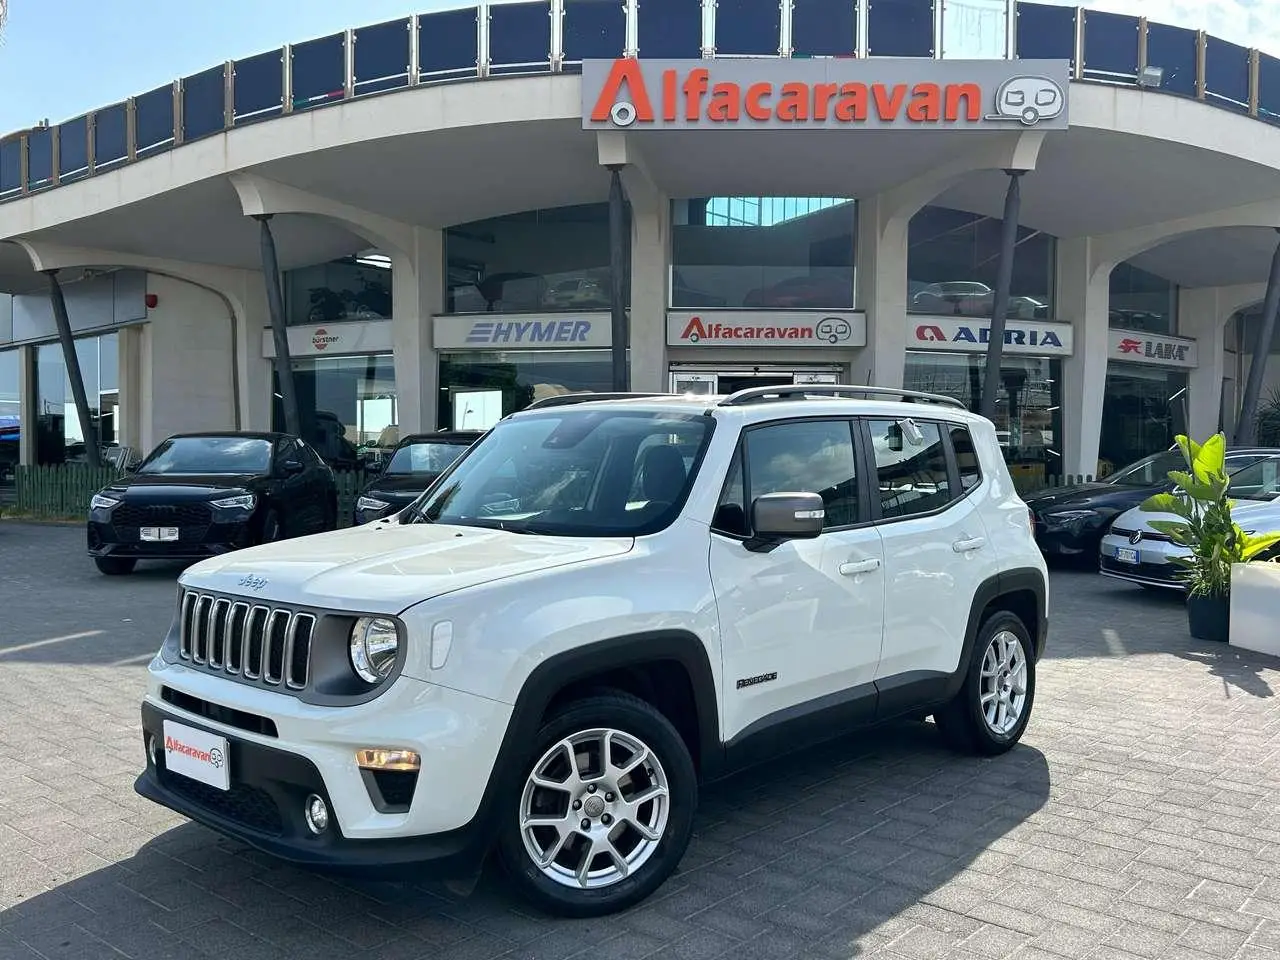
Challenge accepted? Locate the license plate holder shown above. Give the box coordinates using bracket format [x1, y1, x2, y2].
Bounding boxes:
[1115, 546, 1139, 564]
[162, 719, 230, 791]
[140, 526, 180, 542]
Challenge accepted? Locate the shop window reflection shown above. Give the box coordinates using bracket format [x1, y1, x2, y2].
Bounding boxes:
[271, 354, 397, 470]
[445, 204, 623, 314]
[670, 197, 855, 309]
[0, 349, 19, 485]
[33, 334, 118, 466]
[1109, 262, 1177, 335]
[907, 206, 1054, 320]
[1099, 368, 1188, 474]
[438, 351, 615, 430]
[903, 351, 1063, 489]
[283, 252, 393, 326]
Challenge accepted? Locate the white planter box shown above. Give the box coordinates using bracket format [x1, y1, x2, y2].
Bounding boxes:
[1229, 563, 1280, 657]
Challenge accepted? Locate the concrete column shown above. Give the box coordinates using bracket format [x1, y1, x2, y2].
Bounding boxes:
[392, 227, 442, 434]
[1178, 287, 1228, 442]
[629, 192, 669, 392]
[116, 325, 144, 451]
[856, 195, 910, 388]
[17, 344, 34, 466]
[1057, 237, 1112, 479]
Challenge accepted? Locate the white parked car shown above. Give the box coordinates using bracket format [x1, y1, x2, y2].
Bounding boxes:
[133, 385, 1048, 916]
[1100, 454, 1280, 590]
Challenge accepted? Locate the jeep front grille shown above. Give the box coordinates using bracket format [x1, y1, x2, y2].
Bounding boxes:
[179, 591, 314, 690]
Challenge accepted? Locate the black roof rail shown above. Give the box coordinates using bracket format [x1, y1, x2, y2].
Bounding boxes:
[718, 384, 968, 410]
[523, 391, 674, 410]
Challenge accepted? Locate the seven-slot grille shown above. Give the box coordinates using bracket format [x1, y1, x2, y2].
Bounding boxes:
[179, 591, 315, 690]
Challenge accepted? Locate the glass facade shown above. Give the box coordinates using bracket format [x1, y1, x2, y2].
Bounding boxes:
[445, 204, 622, 314]
[1109, 262, 1177, 334]
[438, 350, 615, 430]
[283, 252, 393, 326]
[940, 0, 1009, 59]
[271, 354, 397, 468]
[907, 206, 1055, 320]
[0, 349, 18, 485]
[670, 197, 855, 309]
[33, 333, 119, 465]
[903, 351, 1063, 489]
[1099, 366, 1188, 475]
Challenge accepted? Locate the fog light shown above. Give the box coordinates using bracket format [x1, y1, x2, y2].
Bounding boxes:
[356, 748, 421, 772]
[304, 794, 329, 834]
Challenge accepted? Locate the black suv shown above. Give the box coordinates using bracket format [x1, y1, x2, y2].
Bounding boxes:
[87, 432, 338, 575]
[352, 430, 482, 524]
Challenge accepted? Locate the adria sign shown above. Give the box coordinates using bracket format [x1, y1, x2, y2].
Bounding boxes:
[910, 317, 1074, 355]
[583, 58, 1070, 131]
[1109, 330, 1197, 368]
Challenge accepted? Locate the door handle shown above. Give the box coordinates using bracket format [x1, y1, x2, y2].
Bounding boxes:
[839, 558, 881, 576]
[952, 536, 986, 553]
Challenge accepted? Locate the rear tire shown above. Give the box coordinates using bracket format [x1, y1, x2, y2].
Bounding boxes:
[934, 610, 1036, 756]
[496, 691, 697, 918]
[94, 557, 136, 576]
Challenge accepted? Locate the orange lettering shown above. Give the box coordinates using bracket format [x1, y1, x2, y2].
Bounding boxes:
[683, 67, 710, 120]
[812, 82, 838, 121]
[834, 82, 868, 122]
[662, 69, 677, 121]
[906, 83, 941, 122]
[708, 82, 741, 121]
[745, 83, 772, 121]
[872, 83, 908, 120]
[589, 58, 654, 123]
[945, 82, 982, 121]
[777, 82, 809, 121]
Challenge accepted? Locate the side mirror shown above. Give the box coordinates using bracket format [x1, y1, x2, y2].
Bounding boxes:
[746, 492, 825, 551]
[365, 460, 384, 475]
[282, 459, 305, 475]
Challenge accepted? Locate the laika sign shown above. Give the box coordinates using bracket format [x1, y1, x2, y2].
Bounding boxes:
[582, 58, 1070, 131]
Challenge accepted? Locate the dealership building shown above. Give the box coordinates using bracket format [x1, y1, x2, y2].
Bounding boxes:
[4, 0, 1280, 487]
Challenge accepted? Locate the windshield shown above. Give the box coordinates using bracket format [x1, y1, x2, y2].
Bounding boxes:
[410, 410, 713, 536]
[385, 441, 470, 475]
[1106, 450, 1186, 485]
[137, 437, 272, 475]
[1228, 457, 1280, 502]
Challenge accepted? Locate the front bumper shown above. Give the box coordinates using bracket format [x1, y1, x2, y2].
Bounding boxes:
[1032, 516, 1112, 556]
[88, 518, 254, 560]
[1098, 533, 1185, 589]
[135, 660, 513, 874]
[135, 702, 487, 878]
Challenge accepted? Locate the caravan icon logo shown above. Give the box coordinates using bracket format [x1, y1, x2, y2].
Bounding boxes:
[986, 75, 1066, 126]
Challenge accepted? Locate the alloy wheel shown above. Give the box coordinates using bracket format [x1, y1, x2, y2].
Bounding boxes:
[980, 630, 1028, 736]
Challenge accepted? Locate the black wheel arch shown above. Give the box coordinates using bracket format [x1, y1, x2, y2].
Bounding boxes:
[942, 567, 1048, 703]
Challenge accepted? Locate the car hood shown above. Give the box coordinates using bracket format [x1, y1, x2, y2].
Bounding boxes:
[1110, 498, 1280, 535]
[179, 521, 635, 612]
[1024, 482, 1156, 512]
[105, 473, 264, 499]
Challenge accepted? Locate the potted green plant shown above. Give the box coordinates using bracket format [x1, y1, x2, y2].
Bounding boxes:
[1139, 432, 1280, 642]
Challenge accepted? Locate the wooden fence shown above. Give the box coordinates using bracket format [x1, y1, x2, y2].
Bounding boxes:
[8, 464, 372, 527]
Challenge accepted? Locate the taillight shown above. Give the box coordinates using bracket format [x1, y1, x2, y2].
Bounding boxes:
[1027, 507, 1036, 536]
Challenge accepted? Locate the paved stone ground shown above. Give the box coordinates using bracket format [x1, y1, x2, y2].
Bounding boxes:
[2, 521, 1280, 960]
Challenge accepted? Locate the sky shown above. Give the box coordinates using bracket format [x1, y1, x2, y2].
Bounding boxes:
[0, 0, 1276, 135]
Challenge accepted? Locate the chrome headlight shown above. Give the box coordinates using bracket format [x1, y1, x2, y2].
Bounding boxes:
[356, 496, 391, 512]
[210, 493, 257, 510]
[90, 493, 120, 510]
[349, 617, 400, 684]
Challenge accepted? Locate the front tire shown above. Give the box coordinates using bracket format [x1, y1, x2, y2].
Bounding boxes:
[496, 692, 697, 918]
[94, 556, 136, 576]
[934, 610, 1036, 756]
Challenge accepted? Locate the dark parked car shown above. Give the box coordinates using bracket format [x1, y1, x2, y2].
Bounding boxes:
[1024, 445, 1280, 560]
[352, 430, 482, 525]
[87, 432, 338, 575]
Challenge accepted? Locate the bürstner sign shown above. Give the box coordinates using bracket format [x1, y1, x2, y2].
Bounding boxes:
[667, 311, 867, 347]
[583, 58, 1070, 131]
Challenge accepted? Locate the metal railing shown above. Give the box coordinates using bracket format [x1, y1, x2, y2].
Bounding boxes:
[0, 1, 1276, 204]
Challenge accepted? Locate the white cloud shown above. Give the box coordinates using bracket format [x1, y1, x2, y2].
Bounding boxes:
[1042, 0, 1280, 59]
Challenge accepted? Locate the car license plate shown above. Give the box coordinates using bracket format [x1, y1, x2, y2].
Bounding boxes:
[1115, 547, 1139, 564]
[162, 720, 229, 791]
[140, 526, 179, 542]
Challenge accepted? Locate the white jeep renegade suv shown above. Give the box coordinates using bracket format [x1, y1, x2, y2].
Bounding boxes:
[135, 385, 1048, 916]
